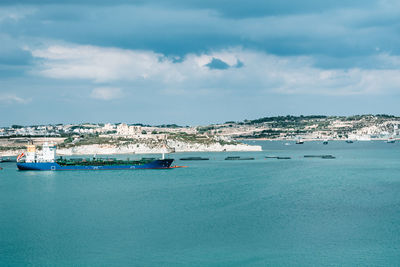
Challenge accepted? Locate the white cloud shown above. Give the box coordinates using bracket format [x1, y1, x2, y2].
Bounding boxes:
[0, 7, 36, 23]
[29, 43, 400, 96]
[90, 87, 123, 100]
[30, 45, 172, 83]
[0, 94, 30, 104]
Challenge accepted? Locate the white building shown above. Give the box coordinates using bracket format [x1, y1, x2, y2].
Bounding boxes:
[116, 123, 142, 136]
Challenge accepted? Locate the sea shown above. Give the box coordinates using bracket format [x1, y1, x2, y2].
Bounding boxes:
[1, 140, 400, 266]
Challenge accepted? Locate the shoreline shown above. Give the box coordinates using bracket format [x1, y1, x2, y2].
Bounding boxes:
[239, 138, 393, 141]
[1, 138, 395, 157]
[0, 142, 262, 157]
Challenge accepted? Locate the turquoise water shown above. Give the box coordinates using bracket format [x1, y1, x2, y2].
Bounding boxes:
[1, 141, 400, 266]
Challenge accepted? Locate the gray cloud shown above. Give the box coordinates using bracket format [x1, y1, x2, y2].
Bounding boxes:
[0, 0, 377, 18]
[1, 1, 399, 67]
[3, 1, 400, 82]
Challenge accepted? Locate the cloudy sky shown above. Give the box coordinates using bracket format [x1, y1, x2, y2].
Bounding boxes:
[1, 0, 400, 126]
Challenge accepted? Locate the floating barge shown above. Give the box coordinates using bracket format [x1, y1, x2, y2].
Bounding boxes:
[304, 155, 335, 159]
[225, 156, 255, 160]
[179, 157, 209, 161]
[265, 156, 291, 159]
[0, 157, 16, 163]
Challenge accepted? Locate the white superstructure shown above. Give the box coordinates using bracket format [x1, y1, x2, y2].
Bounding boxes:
[25, 145, 36, 163]
[23, 142, 56, 163]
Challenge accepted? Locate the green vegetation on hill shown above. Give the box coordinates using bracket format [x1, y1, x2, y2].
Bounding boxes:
[246, 115, 328, 125]
[2, 114, 400, 144]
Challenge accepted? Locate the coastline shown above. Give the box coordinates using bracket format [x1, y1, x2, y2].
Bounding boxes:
[0, 142, 262, 157]
[2, 138, 395, 157]
[238, 137, 393, 141]
[57, 142, 262, 156]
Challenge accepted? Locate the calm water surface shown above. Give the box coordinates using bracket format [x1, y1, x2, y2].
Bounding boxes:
[1, 141, 400, 266]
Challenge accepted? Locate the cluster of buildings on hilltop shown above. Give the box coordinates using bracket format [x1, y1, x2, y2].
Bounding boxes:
[0, 124, 112, 137]
[0, 125, 62, 137]
[0, 123, 198, 138]
[210, 119, 400, 140]
[2, 118, 400, 141]
[113, 123, 198, 139]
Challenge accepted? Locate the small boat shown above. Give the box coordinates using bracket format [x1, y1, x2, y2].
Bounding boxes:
[296, 140, 304, 144]
[265, 156, 291, 159]
[345, 140, 354, 143]
[0, 157, 16, 163]
[323, 140, 328, 145]
[386, 137, 396, 143]
[180, 157, 209, 160]
[225, 156, 254, 160]
[304, 155, 335, 158]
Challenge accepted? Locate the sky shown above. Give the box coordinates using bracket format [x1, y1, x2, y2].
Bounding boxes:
[1, 0, 400, 126]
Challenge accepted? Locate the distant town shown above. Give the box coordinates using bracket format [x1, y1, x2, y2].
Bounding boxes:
[1, 114, 399, 156]
[1, 114, 399, 140]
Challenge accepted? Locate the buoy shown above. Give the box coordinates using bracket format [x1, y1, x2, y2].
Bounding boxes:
[169, 166, 188, 168]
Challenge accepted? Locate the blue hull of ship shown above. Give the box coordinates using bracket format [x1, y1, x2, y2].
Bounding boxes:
[17, 159, 174, 171]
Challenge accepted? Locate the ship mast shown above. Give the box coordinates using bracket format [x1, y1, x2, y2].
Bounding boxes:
[161, 134, 174, 159]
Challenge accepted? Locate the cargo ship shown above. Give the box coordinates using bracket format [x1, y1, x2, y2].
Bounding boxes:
[16, 143, 174, 171]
